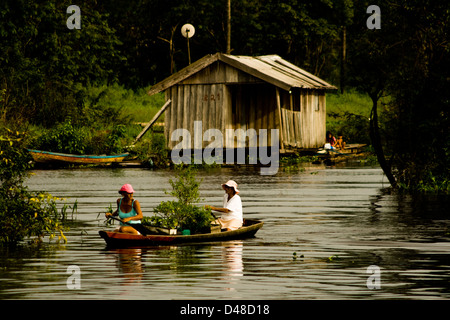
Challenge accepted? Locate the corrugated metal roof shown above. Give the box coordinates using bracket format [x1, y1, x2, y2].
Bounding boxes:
[148, 53, 336, 95]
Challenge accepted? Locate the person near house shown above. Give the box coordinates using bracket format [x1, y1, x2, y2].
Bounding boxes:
[335, 134, 346, 150]
[105, 184, 144, 235]
[205, 180, 243, 231]
[325, 131, 337, 149]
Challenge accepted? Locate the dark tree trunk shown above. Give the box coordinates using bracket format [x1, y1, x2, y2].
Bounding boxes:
[369, 94, 397, 189]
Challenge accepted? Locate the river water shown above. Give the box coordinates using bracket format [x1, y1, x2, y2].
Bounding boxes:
[1, 163, 450, 300]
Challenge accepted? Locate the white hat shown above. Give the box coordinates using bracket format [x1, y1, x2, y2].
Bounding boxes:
[221, 180, 240, 194]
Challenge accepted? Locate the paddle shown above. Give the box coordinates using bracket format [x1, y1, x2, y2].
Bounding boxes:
[106, 215, 152, 236]
[207, 209, 224, 230]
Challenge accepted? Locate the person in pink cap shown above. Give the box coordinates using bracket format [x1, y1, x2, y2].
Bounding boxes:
[205, 180, 243, 231]
[105, 184, 143, 235]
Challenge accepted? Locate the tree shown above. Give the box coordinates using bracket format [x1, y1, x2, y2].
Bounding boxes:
[386, 0, 450, 192]
[0, 0, 123, 126]
[99, 0, 348, 85]
[347, 0, 450, 192]
[346, 1, 398, 188]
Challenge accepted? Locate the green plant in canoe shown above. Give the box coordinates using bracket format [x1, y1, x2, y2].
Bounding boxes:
[143, 166, 214, 234]
[0, 128, 67, 244]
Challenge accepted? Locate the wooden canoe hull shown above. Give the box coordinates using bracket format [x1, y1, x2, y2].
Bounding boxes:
[28, 149, 129, 164]
[99, 219, 264, 247]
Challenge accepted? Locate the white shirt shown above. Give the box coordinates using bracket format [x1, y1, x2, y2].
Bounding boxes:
[222, 194, 243, 222]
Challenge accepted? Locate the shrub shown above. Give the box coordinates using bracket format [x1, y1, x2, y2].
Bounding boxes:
[168, 166, 201, 205]
[143, 166, 214, 234]
[0, 128, 67, 244]
[32, 119, 89, 154]
[132, 132, 169, 167]
[105, 124, 127, 154]
[31, 120, 127, 155]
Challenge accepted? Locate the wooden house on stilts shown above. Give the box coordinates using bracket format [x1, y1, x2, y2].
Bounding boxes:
[147, 53, 336, 154]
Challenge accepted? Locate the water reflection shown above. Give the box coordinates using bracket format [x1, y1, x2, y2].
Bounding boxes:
[102, 241, 245, 295]
[220, 241, 243, 291]
[1, 166, 448, 299]
[366, 191, 450, 242]
[108, 249, 144, 282]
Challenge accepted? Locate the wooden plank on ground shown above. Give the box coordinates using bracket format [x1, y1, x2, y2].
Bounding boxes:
[133, 99, 172, 145]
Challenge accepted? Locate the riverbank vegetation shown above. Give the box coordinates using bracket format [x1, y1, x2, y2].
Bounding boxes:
[1, 0, 448, 194]
[0, 128, 68, 245]
[26, 84, 166, 157]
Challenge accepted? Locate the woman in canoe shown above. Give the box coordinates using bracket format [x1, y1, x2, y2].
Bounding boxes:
[205, 180, 243, 231]
[105, 184, 144, 235]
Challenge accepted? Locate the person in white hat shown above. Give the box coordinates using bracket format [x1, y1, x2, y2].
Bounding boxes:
[205, 180, 243, 231]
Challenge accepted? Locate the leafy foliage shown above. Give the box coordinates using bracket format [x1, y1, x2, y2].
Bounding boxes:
[0, 128, 67, 244]
[347, 0, 450, 193]
[168, 166, 201, 206]
[32, 119, 88, 155]
[327, 111, 370, 145]
[31, 119, 128, 155]
[143, 166, 213, 233]
[0, 0, 123, 126]
[0, 128, 31, 189]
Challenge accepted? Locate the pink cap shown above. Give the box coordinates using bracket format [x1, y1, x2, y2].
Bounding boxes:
[119, 184, 135, 194]
[221, 180, 239, 194]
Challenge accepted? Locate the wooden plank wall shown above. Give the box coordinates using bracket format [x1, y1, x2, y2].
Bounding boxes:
[163, 60, 326, 150]
[164, 61, 280, 150]
[280, 89, 326, 148]
[165, 83, 279, 149]
[228, 84, 278, 148]
[165, 83, 227, 149]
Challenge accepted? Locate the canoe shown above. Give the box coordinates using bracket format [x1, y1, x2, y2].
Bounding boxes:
[98, 219, 264, 247]
[27, 149, 129, 165]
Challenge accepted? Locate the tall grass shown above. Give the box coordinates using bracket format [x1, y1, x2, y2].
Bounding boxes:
[327, 89, 372, 116]
[326, 89, 373, 144]
[84, 83, 166, 123]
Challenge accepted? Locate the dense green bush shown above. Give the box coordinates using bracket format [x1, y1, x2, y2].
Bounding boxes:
[32, 119, 89, 154]
[143, 166, 213, 234]
[0, 128, 67, 244]
[31, 119, 127, 155]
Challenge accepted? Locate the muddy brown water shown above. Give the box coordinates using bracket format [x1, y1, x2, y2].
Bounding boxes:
[1, 164, 450, 300]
